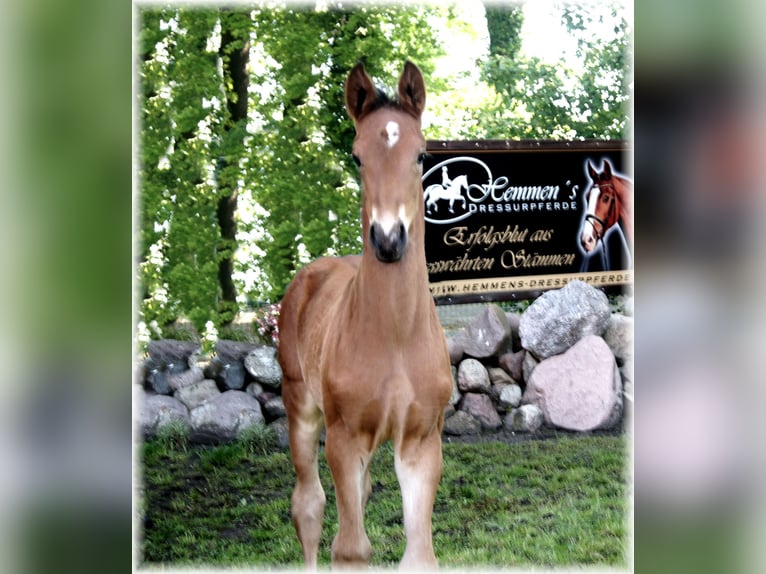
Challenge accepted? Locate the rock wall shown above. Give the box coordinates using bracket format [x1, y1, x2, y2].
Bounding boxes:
[136, 280, 632, 445]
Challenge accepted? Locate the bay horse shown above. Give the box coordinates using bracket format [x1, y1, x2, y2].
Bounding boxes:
[278, 61, 453, 570]
[580, 159, 633, 255]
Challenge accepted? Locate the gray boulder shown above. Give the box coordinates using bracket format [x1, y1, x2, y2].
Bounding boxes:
[174, 379, 220, 410]
[264, 396, 287, 419]
[505, 404, 544, 433]
[522, 335, 622, 431]
[190, 390, 265, 441]
[443, 410, 481, 436]
[446, 333, 466, 365]
[448, 370, 462, 406]
[215, 340, 259, 363]
[522, 351, 539, 383]
[147, 339, 201, 372]
[144, 364, 170, 395]
[462, 304, 511, 358]
[167, 366, 205, 391]
[487, 367, 514, 386]
[497, 349, 525, 382]
[244, 346, 282, 388]
[603, 314, 633, 364]
[498, 383, 523, 410]
[269, 417, 290, 450]
[519, 280, 610, 359]
[460, 393, 502, 430]
[140, 392, 190, 436]
[217, 361, 247, 391]
[457, 359, 491, 394]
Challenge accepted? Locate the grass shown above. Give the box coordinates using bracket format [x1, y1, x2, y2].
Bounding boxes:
[138, 433, 628, 569]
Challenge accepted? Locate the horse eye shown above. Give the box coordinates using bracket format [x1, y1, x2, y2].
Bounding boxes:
[417, 152, 429, 165]
[351, 154, 361, 167]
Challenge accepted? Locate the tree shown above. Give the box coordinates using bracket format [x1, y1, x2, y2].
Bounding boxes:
[561, 1, 632, 138]
[137, 3, 446, 329]
[475, 1, 630, 140]
[217, 10, 252, 324]
[138, 8, 247, 332]
[239, 3, 445, 301]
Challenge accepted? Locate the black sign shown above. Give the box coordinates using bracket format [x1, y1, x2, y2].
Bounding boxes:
[422, 140, 633, 302]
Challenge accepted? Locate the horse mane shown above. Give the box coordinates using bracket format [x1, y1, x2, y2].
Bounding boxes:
[368, 87, 410, 115]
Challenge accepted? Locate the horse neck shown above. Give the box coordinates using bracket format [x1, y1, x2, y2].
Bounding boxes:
[613, 178, 633, 240]
[352, 214, 433, 340]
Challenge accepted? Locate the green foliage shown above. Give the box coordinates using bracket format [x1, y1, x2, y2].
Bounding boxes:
[140, 435, 628, 567]
[243, 4, 446, 300]
[137, 2, 632, 322]
[237, 423, 277, 457]
[154, 419, 190, 452]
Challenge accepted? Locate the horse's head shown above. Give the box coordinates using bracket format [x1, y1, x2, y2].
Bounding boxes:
[580, 160, 621, 253]
[345, 61, 427, 264]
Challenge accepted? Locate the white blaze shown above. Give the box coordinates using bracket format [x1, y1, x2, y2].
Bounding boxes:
[385, 121, 400, 148]
[371, 205, 411, 236]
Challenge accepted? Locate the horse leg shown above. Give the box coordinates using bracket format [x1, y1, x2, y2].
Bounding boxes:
[395, 432, 443, 570]
[284, 381, 326, 569]
[325, 427, 373, 567]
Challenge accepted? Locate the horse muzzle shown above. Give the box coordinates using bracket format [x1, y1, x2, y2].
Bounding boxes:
[580, 228, 597, 253]
[370, 220, 408, 263]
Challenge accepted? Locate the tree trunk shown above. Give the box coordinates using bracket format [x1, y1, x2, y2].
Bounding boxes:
[217, 10, 251, 323]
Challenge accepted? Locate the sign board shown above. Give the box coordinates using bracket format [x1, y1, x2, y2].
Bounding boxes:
[422, 140, 632, 302]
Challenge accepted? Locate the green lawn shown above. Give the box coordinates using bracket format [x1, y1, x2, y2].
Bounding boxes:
[138, 432, 628, 569]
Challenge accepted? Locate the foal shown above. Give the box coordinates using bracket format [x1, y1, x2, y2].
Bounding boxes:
[278, 62, 453, 570]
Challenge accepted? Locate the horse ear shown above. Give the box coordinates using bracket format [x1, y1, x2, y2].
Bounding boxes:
[587, 161, 598, 181]
[603, 160, 613, 178]
[345, 62, 377, 122]
[398, 61, 426, 119]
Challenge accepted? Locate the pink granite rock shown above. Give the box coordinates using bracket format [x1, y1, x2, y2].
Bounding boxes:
[522, 335, 622, 431]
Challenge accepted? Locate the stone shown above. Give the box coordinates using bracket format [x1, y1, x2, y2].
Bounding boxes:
[462, 304, 511, 358]
[443, 410, 481, 436]
[490, 382, 508, 403]
[217, 361, 247, 391]
[167, 366, 204, 391]
[505, 311, 522, 349]
[487, 367, 514, 386]
[519, 280, 611, 359]
[245, 382, 264, 399]
[457, 359, 491, 394]
[498, 349, 525, 382]
[263, 396, 286, 419]
[505, 405, 544, 433]
[244, 346, 282, 388]
[522, 351, 539, 383]
[174, 379, 220, 410]
[140, 392, 190, 436]
[498, 383, 523, 410]
[603, 314, 633, 364]
[190, 390, 265, 441]
[147, 340, 201, 373]
[446, 333, 466, 365]
[269, 417, 290, 450]
[144, 364, 170, 395]
[215, 340, 259, 363]
[522, 335, 622, 432]
[448, 370, 461, 406]
[460, 393, 502, 430]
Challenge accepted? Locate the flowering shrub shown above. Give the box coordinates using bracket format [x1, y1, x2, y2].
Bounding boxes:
[201, 320, 219, 357]
[253, 303, 280, 346]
